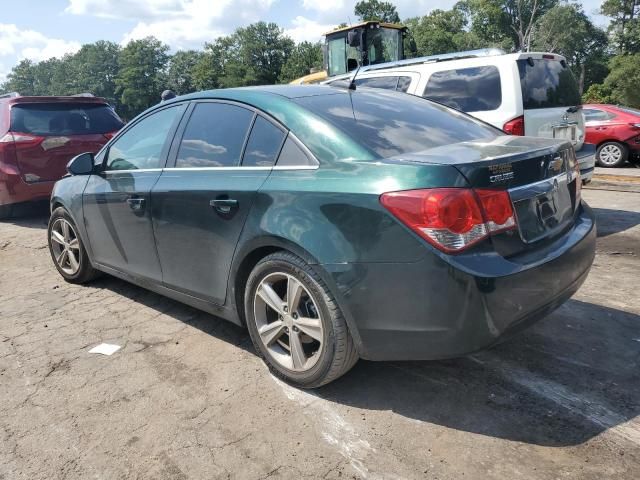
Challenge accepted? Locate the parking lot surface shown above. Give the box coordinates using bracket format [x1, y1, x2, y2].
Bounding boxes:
[1, 188, 639, 479]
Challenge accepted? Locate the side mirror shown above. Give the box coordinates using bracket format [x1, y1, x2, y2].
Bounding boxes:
[67, 152, 95, 176]
[347, 30, 361, 47]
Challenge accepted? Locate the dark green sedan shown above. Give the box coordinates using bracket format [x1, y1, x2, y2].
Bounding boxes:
[48, 85, 596, 388]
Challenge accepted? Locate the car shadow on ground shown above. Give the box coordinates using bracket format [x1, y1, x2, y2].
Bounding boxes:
[86, 272, 640, 448]
[0, 203, 49, 230]
[592, 207, 640, 238]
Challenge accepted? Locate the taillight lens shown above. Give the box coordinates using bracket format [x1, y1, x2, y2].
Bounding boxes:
[503, 116, 525, 136]
[103, 131, 118, 140]
[380, 188, 516, 253]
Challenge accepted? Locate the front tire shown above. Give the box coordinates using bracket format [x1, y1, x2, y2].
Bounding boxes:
[244, 252, 358, 388]
[48, 207, 99, 283]
[596, 141, 628, 167]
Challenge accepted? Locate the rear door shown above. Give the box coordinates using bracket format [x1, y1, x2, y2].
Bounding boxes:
[9, 102, 123, 183]
[151, 101, 287, 305]
[517, 57, 585, 150]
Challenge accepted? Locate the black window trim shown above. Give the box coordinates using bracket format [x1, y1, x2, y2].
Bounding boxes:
[101, 101, 189, 173]
[162, 98, 319, 171]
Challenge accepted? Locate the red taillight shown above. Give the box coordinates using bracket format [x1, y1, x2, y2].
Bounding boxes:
[503, 116, 525, 136]
[103, 131, 118, 140]
[380, 188, 516, 253]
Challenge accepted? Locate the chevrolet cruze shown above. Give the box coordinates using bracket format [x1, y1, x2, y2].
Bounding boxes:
[47, 85, 596, 388]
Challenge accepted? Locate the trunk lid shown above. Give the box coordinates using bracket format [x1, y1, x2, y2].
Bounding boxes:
[517, 56, 586, 152]
[389, 136, 581, 255]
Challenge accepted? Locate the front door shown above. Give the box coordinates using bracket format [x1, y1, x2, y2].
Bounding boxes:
[83, 104, 185, 281]
[152, 102, 287, 304]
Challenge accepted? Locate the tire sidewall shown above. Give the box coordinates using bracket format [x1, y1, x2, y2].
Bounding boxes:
[47, 207, 88, 282]
[244, 255, 338, 387]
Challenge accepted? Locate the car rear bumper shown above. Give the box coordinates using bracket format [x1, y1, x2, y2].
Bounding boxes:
[0, 171, 54, 207]
[324, 203, 596, 361]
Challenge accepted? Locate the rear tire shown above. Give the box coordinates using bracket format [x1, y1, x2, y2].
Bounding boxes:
[596, 142, 628, 167]
[47, 207, 99, 284]
[244, 251, 358, 388]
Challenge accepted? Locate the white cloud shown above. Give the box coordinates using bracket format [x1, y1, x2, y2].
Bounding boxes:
[302, 0, 345, 14]
[0, 24, 80, 62]
[284, 16, 333, 43]
[67, 0, 278, 49]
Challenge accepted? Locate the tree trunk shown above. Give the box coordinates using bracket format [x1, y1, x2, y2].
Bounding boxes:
[579, 63, 585, 96]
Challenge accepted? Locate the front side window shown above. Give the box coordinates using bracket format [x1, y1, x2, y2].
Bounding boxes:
[105, 106, 181, 171]
[176, 103, 254, 168]
[423, 66, 502, 112]
[242, 116, 286, 167]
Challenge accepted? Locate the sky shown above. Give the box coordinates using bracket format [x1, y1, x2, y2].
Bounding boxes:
[0, 0, 609, 83]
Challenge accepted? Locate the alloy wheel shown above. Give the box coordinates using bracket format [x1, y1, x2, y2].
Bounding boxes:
[50, 218, 81, 275]
[253, 272, 324, 372]
[599, 144, 623, 165]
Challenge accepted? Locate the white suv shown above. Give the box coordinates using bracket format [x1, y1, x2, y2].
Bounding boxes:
[324, 49, 596, 182]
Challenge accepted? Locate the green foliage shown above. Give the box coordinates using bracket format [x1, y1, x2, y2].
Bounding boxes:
[601, 0, 640, 54]
[166, 50, 204, 95]
[280, 42, 323, 83]
[68, 41, 121, 105]
[582, 83, 620, 104]
[115, 37, 170, 119]
[605, 53, 640, 106]
[354, 0, 401, 23]
[404, 8, 482, 56]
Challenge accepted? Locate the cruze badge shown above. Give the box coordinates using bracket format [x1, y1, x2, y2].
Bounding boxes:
[489, 163, 515, 183]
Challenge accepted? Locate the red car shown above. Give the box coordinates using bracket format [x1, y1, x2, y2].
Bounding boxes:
[0, 93, 124, 218]
[583, 104, 640, 167]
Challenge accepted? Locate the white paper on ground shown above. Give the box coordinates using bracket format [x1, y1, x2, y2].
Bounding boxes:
[88, 343, 121, 356]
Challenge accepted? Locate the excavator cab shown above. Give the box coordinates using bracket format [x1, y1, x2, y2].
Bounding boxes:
[290, 22, 408, 84]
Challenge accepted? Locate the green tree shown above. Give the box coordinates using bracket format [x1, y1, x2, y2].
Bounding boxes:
[115, 36, 170, 119]
[404, 8, 482, 56]
[459, 0, 558, 51]
[68, 41, 121, 105]
[279, 41, 323, 82]
[582, 83, 620, 104]
[166, 50, 204, 94]
[2, 59, 38, 95]
[354, 0, 401, 23]
[604, 53, 640, 106]
[533, 3, 609, 93]
[601, 0, 640, 54]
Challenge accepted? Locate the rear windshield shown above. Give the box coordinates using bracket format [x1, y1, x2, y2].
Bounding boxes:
[10, 103, 124, 136]
[294, 89, 500, 158]
[518, 59, 581, 109]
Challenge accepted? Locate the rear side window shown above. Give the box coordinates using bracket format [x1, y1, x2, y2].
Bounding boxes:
[423, 66, 502, 112]
[356, 76, 413, 93]
[295, 89, 500, 158]
[10, 103, 123, 136]
[242, 116, 286, 167]
[356, 77, 399, 90]
[518, 59, 581, 109]
[584, 109, 615, 122]
[176, 103, 253, 168]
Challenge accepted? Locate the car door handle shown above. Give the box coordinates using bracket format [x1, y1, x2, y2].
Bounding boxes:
[210, 198, 238, 215]
[126, 197, 145, 211]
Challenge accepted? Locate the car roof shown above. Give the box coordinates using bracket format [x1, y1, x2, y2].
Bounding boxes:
[0, 95, 110, 106]
[177, 85, 342, 102]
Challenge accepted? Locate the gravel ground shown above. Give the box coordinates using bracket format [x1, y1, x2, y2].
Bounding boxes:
[1, 187, 639, 480]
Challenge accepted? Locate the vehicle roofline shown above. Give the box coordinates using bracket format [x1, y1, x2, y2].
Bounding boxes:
[2, 96, 110, 104]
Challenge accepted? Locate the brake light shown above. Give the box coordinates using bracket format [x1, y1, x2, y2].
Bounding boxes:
[503, 116, 525, 136]
[380, 188, 516, 253]
[103, 131, 118, 140]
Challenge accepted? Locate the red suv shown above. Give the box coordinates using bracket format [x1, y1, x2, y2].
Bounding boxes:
[583, 104, 640, 167]
[0, 93, 124, 218]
